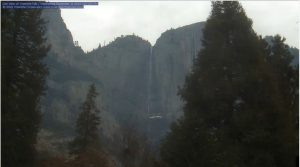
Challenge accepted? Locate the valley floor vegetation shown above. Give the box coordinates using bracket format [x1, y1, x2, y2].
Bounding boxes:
[1, 1, 298, 167]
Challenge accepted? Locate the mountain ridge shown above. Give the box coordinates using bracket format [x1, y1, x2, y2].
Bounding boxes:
[40, 9, 299, 146]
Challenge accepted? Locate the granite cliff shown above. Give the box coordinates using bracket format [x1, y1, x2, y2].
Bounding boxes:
[41, 9, 298, 145]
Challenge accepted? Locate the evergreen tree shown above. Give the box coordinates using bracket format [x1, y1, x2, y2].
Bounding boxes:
[268, 35, 298, 119]
[1, 9, 49, 167]
[70, 84, 101, 156]
[161, 2, 298, 167]
[267, 35, 299, 164]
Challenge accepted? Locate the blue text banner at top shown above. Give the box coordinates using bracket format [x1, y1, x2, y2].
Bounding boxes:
[1, 1, 99, 9]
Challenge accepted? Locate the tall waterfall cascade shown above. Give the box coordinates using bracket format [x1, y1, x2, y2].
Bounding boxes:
[147, 46, 162, 119]
[147, 46, 152, 117]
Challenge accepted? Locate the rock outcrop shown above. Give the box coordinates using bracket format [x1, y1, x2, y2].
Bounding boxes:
[41, 9, 298, 145]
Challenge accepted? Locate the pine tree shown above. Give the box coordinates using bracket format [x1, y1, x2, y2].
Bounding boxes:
[268, 35, 298, 118]
[161, 2, 298, 167]
[70, 84, 101, 156]
[1, 9, 49, 167]
[267, 35, 299, 165]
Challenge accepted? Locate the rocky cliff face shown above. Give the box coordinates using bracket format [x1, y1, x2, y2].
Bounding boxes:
[41, 9, 206, 142]
[146, 22, 205, 141]
[41, 9, 153, 138]
[85, 36, 151, 129]
[152, 22, 204, 119]
[41, 10, 298, 144]
[41, 9, 95, 136]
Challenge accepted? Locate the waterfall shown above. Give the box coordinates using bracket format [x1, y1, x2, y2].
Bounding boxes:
[193, 35, 197, 61]
[146, 45, 153, 138]
[147, 45, 152, 117]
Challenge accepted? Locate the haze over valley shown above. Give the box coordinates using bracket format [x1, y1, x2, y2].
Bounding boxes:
[2, 2, 299, 167]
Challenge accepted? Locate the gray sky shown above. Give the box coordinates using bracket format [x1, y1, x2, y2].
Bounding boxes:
[61, 1, 299, 52]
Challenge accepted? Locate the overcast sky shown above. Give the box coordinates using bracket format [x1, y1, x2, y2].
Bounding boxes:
[61, 1, 299, 52]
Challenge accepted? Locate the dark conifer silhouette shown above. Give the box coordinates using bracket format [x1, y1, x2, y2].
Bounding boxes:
[70, 84, 101, 155]
[2, 9, 50, 167]
[161, 2, 298, 167]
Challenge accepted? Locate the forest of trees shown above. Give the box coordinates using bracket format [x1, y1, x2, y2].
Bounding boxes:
[1, 1, 298, 167]
[160, 1, 298, 167]
[68, 84, 110, 167]
[37, 84, 158, 167]
[1, 9, 50, 167]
